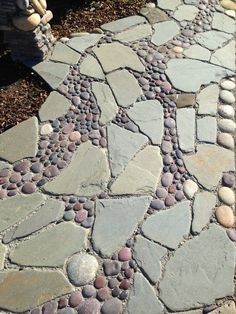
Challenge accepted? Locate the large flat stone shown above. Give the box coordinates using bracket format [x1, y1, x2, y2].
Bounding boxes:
[50, 42, 81, 65]
[33, 61, 70, 90]
[159, 224, 236, 311]
[152, 20, 180, 46]
[197, 84, 219, 115]
[195, 30, 233, 50]
[92, 82, 118, 126]
[101, 15, 146, 32]
[212, 12, 235, 33]
[142, 201, 191, 249]
[125, 273, 164, 314]
[107, 124, 148, 177]
[93, 43, 145, 73]
[9, 222, 88, 267]
[157, 0, 182, 10]
[183, 144, 235, 190]
[176, 108, 195, 152]
[173, 4, 198, 21]
[3, 199, 65, 243]
[80, 54, 105, 80]
[166, 59, 233, 92]
[92, 197, 151, 257]
[210, 40, 235, 71]
[0, 117, 38, 163]
[192, 192, 216, 234]
[39, 91, 71, 122]
[140, 7, 169, 24]
[0, 270, 73, 312]
[183, 44, 211, 61]
[0, 193, 46, 233]
[44, 141, 110, 196]
[111, 145, 163, 195]
[114, 24, 152, 42]
[66, 34, 103, 53]
[133, 235, 167, 284]
[107, 69, 143, 108]
[127, 100, 164, 145]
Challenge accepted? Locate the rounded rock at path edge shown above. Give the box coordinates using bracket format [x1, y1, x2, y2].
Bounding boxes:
[215, 205, 235, 228]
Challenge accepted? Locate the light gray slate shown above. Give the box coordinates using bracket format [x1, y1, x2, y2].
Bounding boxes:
[133, 235, 167, 284]
[173, 5, 198, 21]
[184, 0, 198, 4]
[140, 7, 169, 25]
[197, 116, 217, 143]
[0, 161, 11, 171]
[3, 199, 65, 243]
[92, 197, 151, 257]
[210, 40, 235, 71]
[39, 91, 71, 122]
[114, 24, 152, 42]
[152, 21, 180, 46]
[192, 192, 216, 234]
[66, 34, 103, 53]
[0, 117, 38, 163]
[9, 222, 88, 267]
[33, 61, 70, 90]
[183, 44, 211, 61]
[93, 43, 145, 73]
[107, 124, 148, 177]
[125, 273, 164, 314]
[212, 12, 235, 34]
[166, 59, 233, 92]
[159, 224, 236, 311]
[92, 82, 118, 125]
[197, 84, 219, 115]
[127, 100, 164, 145]
[50, 42, 81, 65]
[157, 0, 182, 11]
[195, 30, 233, 50]
[44, 141, 110, 196]
[107, 69, 143, 108]
[101, 15, 146, 32]
[80, 55, 105, 80]
[177, 108, 195, 152]
[142, 201, 191, 249]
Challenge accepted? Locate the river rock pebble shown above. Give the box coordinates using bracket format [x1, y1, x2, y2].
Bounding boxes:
[218, 105, 235, 118]
[220, 90, 235, 104]
[40, 124, 53, 135]
[78, 299, 101, 314]
[69, 291, 84, 307]
[215, 205, 235, 227]
[222, 173, 235, 187]
[218, 187, 235, 205]
[220, 80, 235, 90]
[101, 298, 122, 314]
[183, 180, 198, 199]
[218, 119, 236, 133]
[217, 133, 235, 150]
[118, 247, 132, 261]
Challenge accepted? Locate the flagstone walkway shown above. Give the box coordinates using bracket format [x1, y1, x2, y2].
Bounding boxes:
[0, 0, 235, 313]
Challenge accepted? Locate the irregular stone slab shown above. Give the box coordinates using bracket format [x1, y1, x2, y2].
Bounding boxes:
[166, 59, 233, 92]
[0, 193, 45, 233]
[107, 69, 143, 108]
[159, 224, 236, 311]
[157, 0, 182, 10]
[9, 222, 88, 267]
[142, 201, 191, 249]
[44, 142, 110, 196]
[183, 44, 211, 61]
[39, 91, 71, 122]
[152, 21, 180, 46]
[0, 270, 73, 312]
[212, 12, 235, 33]
[107, 124, 148, 177]
[211, 40, 235, 71]
[197, 84, 219, 115]
[92, 82, 118, 125]
[173, 5, 198, 21]
[176, 108, 195, 152]
[66, 34, 103, 53]
[192, 192, 216, 234]
[92, 196, 151, 257]
[197, 116, 217, 143]
[127, 100, 164, 145]
[50, 42, 81, 65]
[140, 6, 169, 24]
[3, 199, 65, 243]
[80, 54, 105, 80]
[0, 117, 38, 163]
[125, 273, 164, 314]
[0, 244, 6, 269]
[101, 15, 146, 32]
[210, 301, 236, 314]
[111, 145, 163, 195]
[133, 235, 167, 283]
[183, 144, 235, 190]
[114, 24, 152, 42]
[33, 61, 70, 90]
[93, 43, 145, 73]
[171, 93, 196, 108]
[195, 30, 233, 50]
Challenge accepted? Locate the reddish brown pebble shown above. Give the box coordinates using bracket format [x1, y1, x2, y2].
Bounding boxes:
[81, 134, 89, 142]
[58, 297, 68, 309]
[0, 177, 8, 185]
[119, 279, 130, 290]
[74, 203, 83, 211]
[97, 287, 111, 301]
[69, 131, 81, 142]
[100, 137, 107, 147]
[75, 209, 88, 223]
[118, 247, 132, 261]
[9, 173, 21, 183]
[94, 276, 107, 289]
[165, 194, 175, 206]
[42, 301, 58, 314]
[125, 268, 134, 279]
[0, 189, 7, 199]
[69, 291, 83, 307]
[62, 123, 74, 134]
[44, 165, 60, 178]
[13, 160, 30, 174]
[0, 169, 10, 177]
[22, 182, 36, 194]
[168, 184, 176, 194]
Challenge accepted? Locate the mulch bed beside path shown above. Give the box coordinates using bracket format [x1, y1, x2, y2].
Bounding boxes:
[0, 0, 152, 134]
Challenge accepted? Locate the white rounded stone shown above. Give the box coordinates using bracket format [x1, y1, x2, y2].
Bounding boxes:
[13, 13, 41, 31]
[225, 10, 235, 17]
[31, 0, 46, 16]
[220, 90, 235, 104]
[59, 37, 70, 43]
[218, 119, 236, 133]
[220, 80, 236, 91]
[39, 0, 47, 10]
[218, 105, 235, 119]
[183, 179, 198, 199]
[146, 2, 156, 8]
[218, 187, 235, 206]
[40, 124, 53, 135]
[217, 133, 235, 150]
